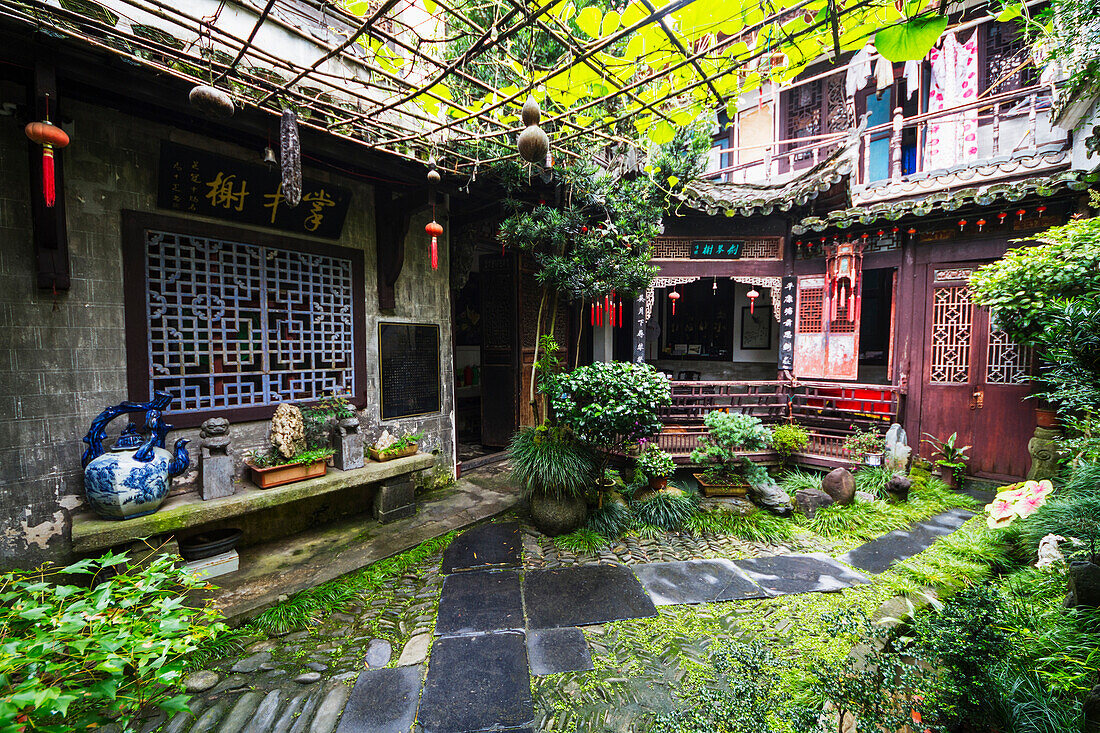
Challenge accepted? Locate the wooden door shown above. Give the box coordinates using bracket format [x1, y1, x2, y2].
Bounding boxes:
[479, 253, 519, 447]
[918, 266, 1034, 479]
[794, 274, 860, 380]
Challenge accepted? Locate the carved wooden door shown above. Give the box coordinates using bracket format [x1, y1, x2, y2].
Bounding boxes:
[479, 253, 519, 447]
[793, 274, 860, 380]
[918, 266, 1034, 479]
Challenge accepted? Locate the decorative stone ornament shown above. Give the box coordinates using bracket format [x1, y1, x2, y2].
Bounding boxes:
[517, 96, 550, 164]
[270, 403, 306, 459]
[332, 416, 365, 471]
[280, 109, 302, 207]
[199, 417, 234, 500]
[188, 84, 235, 118]
[81, 391, 190, 520]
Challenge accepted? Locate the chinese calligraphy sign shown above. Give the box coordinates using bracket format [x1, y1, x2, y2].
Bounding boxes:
[159, 141, 351, 239]
[689, 240, 744, 259]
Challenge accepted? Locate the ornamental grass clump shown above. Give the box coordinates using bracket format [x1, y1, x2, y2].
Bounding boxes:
[0, 551, 224, 730]
[507, 424, 597, 500]
[631, 487, 700, 531]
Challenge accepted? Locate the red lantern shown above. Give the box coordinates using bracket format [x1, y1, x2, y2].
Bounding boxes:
[747, 286, 760, 315]
[1016, 208, 1026, 221]
[25, 118, 70, 208]
[668, 289, 680, 316]
[1037, 205, 1047, 215]
[958, 219, 967, 231]
[976, 218, 986, 232]
[998, 212, 1007, 224]
[425, 220, 443, 270]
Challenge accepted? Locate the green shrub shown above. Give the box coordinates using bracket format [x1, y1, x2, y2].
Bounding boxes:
[685, 508, 795, 544]
[770, 423, 809, 460]
[854, 466, 894, 499]
[631, 489, 699, 531]
[1020, 492, 1100, 563]
[635, 445, 676, 478]
[0, 552, 224, 730]
[779, 467, 824, 495]
[586, 498, 634, 538]
[554, 528, 610, 554]
[507, 424, 597, 500]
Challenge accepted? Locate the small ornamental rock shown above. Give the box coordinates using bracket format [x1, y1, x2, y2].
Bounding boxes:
[885, 474, 911, 503]
[794, 487, 834, 519]
[822, 468, 856, 505]
[183, 670, 219, 693]
[295, 671, 322, 684]
[270, 403, 306, 459]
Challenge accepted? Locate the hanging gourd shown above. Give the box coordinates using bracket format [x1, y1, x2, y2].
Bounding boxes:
[668, 288, 680, 316]
[517, 96, 549, 164]
[188, 84, 235, 118]
[426, 220, 443, 270]
[280, 109, 302, 207]
[25, 107, 69, 208]
[427, 155, 441, 185]
[747, 286, 760, 315]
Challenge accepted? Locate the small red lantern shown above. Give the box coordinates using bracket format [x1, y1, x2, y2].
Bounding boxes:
[668, 288, 680, 316]
[425, 220, 443, 270]
[1037, 205, 1047, 215]
[747, 286, 760, 315]
[907, 227, 917, 235]
[958, 219, 967, 231]
[976, 218, 986, 232]
[1017, 208, 1026, 221]
[25, 117, 70, 208]
[998, 212, 1007, 224]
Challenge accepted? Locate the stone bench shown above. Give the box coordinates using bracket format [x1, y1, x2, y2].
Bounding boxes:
[71, 453, 435, 554]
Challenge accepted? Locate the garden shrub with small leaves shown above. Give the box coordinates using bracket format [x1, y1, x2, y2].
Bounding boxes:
[0, 551, 224, 731]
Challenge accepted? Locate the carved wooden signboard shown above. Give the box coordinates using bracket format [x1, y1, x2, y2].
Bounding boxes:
[378, 323, 442, 420]
[158, 141, 351, 239]
[689, 240, 743, 258]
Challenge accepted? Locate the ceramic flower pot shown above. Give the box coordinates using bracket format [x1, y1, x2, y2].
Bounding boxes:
[648, 475, 669, 491]
[81, 391, 190, 520]
[863, 452, 884, 467]
[529, 493, 587, 536]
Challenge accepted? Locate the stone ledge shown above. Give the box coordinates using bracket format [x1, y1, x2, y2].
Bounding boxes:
[71, 453, 436, 553]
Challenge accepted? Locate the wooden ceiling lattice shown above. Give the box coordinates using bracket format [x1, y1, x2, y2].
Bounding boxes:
[0, 0, 929, 174]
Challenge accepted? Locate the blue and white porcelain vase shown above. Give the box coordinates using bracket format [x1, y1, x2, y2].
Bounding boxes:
[81, 391, 190, 520]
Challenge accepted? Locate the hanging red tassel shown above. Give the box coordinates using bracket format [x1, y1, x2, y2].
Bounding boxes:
[425, 220, 443, 271]
[25, 115, 69, 208]
[42, 148, 55, 207]
[617, 301, 623, 328]
[590, 303, 595, 327]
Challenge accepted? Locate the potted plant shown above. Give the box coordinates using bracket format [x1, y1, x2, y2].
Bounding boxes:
[369, 431, 423, 462]
[770, 423, 810, 466]
[635, 445, 676, 490]
[550, 361, 671, 492]
[246, 403, 335, 489]
[689, 411, 773, 496]
[922, 432, 971, 489]
[843, 427, 886, 467]
[508, 424, 596, 536]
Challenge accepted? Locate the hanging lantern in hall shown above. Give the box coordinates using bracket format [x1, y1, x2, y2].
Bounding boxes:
[826, 239, 864, 322]
[426, 220, 443, 270]
[747, 286, 760, 315]
[25, 102, 69, 208]
[668, 288, 680, 316]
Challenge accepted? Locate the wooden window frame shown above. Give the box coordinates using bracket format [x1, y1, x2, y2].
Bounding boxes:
[121, 210, 368, 428]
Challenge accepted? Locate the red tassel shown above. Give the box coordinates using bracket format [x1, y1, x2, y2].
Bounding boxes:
[42, 146, 55, 208]
[617, 302, 622, 328]
[430, 237, 438, 270]
[590, 304, 595, 327]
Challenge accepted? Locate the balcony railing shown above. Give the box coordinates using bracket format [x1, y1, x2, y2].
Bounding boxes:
[704, 83, 1067, 188]
[658, 380, 905, 466]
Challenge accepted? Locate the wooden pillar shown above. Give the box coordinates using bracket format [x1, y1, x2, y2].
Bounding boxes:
[889, 107, 903, 181]
[29, 60, 70, 291]
[991, 102, 1001, 157]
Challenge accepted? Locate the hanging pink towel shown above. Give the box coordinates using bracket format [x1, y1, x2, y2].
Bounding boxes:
[926, 30, 979, 170]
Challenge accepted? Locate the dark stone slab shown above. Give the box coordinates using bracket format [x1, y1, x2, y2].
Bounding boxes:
[839, 509, 975, 574]
[524, 564, 658, 629]
[442, 522, 522, 574]
[526, 627, 593, 675]
[417, 631, 533, 733]
[335, 666, 420, 733]
[632, 559, 769, 606]
[435, 570, 523, 636]
[733, 553, 870, 596]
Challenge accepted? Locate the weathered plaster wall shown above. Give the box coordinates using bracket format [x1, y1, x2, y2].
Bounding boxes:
[0, 92, 453, 568]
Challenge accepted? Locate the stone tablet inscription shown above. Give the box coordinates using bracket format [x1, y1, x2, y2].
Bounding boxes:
[379, 323, 442, 420]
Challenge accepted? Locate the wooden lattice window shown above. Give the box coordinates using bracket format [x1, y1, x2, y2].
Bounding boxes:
[983, 21, 1034, 93]
[987, 330, 1031, 385]
[930, 285, 973, 384]
[785, 81, 821, 161]
[798, 285, 824, 333]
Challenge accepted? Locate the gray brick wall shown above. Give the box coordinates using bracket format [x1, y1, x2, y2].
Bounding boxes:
[0, 95, 454, 568]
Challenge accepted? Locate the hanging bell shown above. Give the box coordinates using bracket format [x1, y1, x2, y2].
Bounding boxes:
[262, 146, 278, 169]
[426, 220, 443, 270]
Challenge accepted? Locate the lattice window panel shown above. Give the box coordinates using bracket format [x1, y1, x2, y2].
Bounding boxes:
[798, 286, 824, 333]
[652, 237, 781, 260]
[786, 79, 821, 161]
[930, 285, 973, 384]
[145, 230, 356, 413]
[987, 330, 1032, 385]
[984, 21, 1033, 93]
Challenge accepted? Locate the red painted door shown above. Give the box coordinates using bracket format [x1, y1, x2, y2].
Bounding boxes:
[918, 265, 1034, 479]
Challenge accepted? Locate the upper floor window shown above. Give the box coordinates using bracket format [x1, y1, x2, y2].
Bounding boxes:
[982, 20, 1035, 93]
[781, 72, 851, 170]
[123, 212, 366, 425]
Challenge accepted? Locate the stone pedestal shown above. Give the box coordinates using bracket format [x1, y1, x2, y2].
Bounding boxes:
[373, 477, 415, 523]
[200, 418, 234, 500]
[1027, 426, 1061, 481]
[333, 417, 365, 471]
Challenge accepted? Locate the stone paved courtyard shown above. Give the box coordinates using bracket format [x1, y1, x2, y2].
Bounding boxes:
[136, 463, 979, 733]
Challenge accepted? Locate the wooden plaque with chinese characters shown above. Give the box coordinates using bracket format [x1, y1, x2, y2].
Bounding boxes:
[378, 323, 442, 420]
[157, 141, 351, 239]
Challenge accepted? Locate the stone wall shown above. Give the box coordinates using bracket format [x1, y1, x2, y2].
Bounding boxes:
[0, 91, 454, 568]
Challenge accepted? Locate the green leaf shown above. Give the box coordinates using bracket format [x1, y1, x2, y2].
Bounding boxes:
[423, 0, 436, 13]
[874, 16, 949, 62]
[576, 6, 602, 37]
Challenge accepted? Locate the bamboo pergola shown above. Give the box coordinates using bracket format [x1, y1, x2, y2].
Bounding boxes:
[0, 0, 929, 174]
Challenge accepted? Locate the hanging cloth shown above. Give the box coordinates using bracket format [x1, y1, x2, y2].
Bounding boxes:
[874, 55, 894, 93]
[926, 31, 979, 170]
[903, 60, 920, 100]
[846, 45, 874, 98]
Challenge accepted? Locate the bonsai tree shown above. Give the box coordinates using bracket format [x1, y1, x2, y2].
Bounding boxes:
[922, 432, 970, 486]
[770, 423, 809, 464]
[689, 411, 773, 484]
[551, 361, 671, 479]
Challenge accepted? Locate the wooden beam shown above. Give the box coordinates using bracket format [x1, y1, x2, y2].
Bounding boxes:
[28, 58, 70, 291]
